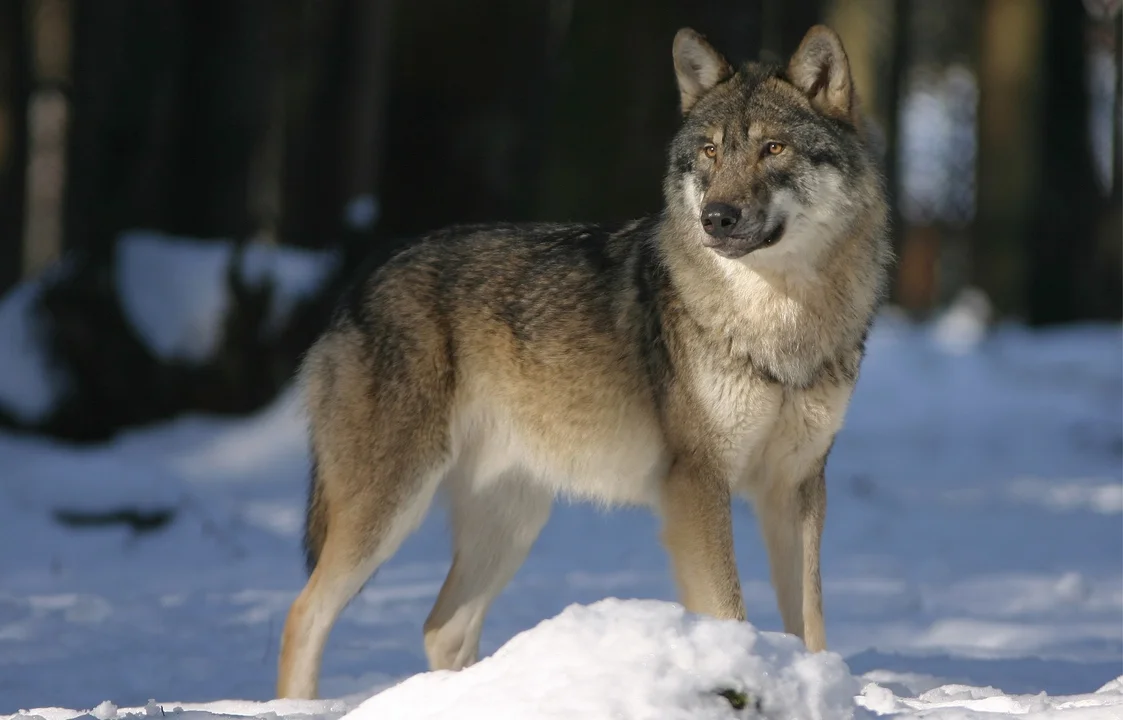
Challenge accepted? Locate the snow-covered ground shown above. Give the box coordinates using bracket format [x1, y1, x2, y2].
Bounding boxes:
[0, 286, 1120, 717]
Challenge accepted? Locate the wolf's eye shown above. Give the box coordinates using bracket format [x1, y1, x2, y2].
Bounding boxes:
[703, 143, 717, 159]
[764, 142, 785, 156]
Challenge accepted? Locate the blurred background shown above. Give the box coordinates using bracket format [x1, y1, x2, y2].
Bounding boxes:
[0, 2, 1121, 709]
[0, 0, 1120, 440]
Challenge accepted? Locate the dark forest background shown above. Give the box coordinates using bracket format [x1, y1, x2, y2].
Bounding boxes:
[0, 0, 1120, 441]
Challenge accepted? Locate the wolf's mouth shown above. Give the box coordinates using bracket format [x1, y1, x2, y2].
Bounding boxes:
[717, 219, 785, 258]
[759, 219, 786, 247]
[703, 215, 786, 259]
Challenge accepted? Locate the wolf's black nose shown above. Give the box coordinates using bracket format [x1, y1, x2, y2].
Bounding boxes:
[701, 202, 741, 238]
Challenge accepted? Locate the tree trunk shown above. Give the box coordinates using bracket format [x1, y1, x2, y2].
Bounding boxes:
[536, 0, 763, 223]
[162, 0, 271, 239]
[65, 0, 146, 258]
[337, 0, 396, 240]
[1026, 0, 1111, 324]
[972, 0, 1044, 319]
[780, 0, 826, 57]
[1115, 10, 1122, 201]
[0, 0, 30, 293]
[762, 0, 824, 59]
[23, 0, 72, 277]
[883, 0, 910, 304]
[66, 0, 272, 256]
[246, 0, 291, 244]
[278, 0, 344, 248]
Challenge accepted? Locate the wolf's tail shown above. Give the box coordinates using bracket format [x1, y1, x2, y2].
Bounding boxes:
[302, 454, 329, 575]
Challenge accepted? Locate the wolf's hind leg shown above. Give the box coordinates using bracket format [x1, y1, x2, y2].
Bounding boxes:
[277, 329, 453, 699]
[277, 525, 378, 700]
[423, 474, 552, 671]
[277, 457, 446, 699]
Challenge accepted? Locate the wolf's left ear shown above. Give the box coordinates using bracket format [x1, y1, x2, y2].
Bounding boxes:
[673, 28, 733, 114]
[788, 25, 855, 122]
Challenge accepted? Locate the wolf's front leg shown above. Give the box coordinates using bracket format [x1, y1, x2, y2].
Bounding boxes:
[658, 458, 745, 620]
[755, 465, 827, 651]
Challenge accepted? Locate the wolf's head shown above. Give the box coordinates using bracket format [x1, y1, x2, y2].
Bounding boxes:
[664, 25, 885, 270]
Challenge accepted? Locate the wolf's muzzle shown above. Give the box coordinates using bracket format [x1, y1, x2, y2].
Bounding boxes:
[700, 202, 786, 259]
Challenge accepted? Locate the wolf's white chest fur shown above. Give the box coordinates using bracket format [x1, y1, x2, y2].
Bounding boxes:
[697, 259, 856, 495]
[691, 362, 852, 498]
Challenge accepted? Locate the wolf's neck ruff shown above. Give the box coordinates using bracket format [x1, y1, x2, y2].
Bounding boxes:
[657, 197, 884, 390]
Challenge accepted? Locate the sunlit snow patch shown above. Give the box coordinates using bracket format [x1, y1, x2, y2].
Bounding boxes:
[345, 598, 867, 720]
[0, 273, 68, 423]
[115, 230, 338, 364]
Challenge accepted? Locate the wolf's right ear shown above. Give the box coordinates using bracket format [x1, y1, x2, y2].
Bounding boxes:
[673, 28, 733, 115]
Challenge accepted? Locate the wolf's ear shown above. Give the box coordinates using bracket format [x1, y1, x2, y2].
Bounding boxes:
[787, 25, 855, 121]
[673, 28, 733, 114]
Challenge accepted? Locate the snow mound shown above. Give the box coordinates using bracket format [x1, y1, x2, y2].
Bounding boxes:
[116, 230, 338, 364]
[930, 287, 992, 355]
[346, 598, 867, 720]
[0, 273, 67, 423]
[0, 231, 339, 425]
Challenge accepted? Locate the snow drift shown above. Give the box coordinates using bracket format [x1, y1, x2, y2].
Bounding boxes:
[345, 598, 864, 720]
[6, 599, 1122, 720]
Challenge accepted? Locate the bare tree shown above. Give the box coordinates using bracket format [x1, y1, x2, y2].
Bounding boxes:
[763, 0, 825, 58]
[0, 0, 30, 293]
[277, 0, 345, 248]
[973, 0, 1045, 318]
[23, 0, 71, 276]
[64, 0, 141, 258]
[338, 0, 395, 239]
[1027, 0, 1118, 324]
[881, 0, 910, 303]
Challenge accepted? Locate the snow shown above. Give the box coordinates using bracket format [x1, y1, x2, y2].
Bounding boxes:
[346, 599, 864, 720]
[1, 232, 338, 424]
[0, 301, 1120, 718]
[115, 231, 339, 363]
[116, 232, 235, 363]
[1087, 43, 1117, 192]
[860, 676, 1123, 718]
[342, 195, 379, 231]
[0, 269, 68, 423]
[930, 287, 992, 356]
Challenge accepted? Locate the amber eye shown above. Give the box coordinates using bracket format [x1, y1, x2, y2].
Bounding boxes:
[765, 141, 785, 156]
[703, 143, 717, 159]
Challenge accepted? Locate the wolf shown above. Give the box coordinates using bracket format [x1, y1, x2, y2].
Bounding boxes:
[276, 24, 891, 699]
